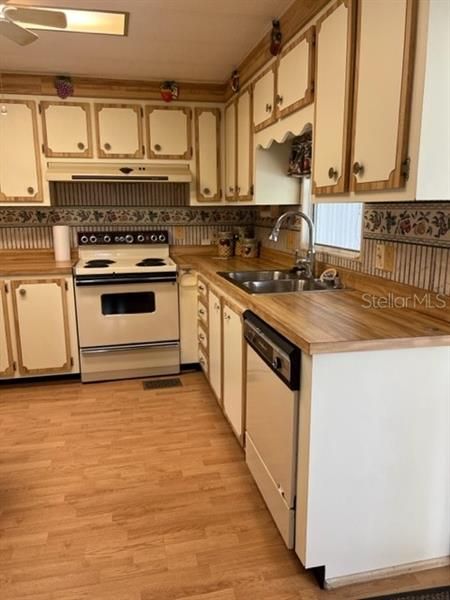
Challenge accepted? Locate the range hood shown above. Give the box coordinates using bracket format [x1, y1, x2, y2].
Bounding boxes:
[46, 162, 192, 183]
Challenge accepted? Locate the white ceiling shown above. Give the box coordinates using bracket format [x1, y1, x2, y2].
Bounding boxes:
[0, 0, 293, 82]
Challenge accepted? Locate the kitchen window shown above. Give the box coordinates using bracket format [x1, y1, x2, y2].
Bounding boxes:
[314, 202, 363, 253]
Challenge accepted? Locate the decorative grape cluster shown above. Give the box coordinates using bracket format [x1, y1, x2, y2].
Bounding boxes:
[55, 76, 74, 99]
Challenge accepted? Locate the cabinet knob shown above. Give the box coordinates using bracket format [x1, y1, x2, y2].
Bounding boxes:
[203, 187, 211, 195]
[78, 142, 85, 150]
[154, 143, 162, 151]
[19, 288, 26, 297]
[214, 303, 220, 311]
[328, 167, 338, 180]
[104, 142, 111, 151]
[265, 103, 272, 113]
[353, 161, 364, 176]
[228, 186, 234, 193]
[276, 94, 283, 105]
[27, 186, 34, 194]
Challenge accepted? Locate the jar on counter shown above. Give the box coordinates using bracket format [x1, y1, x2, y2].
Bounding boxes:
[241, 238, 259, 258]
[217, 231, 234, 258]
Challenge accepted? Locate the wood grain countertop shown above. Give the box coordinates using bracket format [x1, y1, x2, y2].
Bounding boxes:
[0, 250, 76, 276]
[174, 253, 450, 355]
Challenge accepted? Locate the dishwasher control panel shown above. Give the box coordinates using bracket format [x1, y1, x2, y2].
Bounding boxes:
[243, 311, 300, 390]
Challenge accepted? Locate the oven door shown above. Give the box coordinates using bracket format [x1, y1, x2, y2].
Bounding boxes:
[75, 274, 179, 348]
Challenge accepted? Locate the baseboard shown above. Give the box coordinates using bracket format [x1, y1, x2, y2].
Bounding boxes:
[325, 556, 450, 589]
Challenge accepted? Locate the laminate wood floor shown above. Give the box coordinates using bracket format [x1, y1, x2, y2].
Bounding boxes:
[0, 373, 448, 599]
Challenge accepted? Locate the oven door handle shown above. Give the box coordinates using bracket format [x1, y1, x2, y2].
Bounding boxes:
[75, 275, 177, 286]
[81, 341, 180, 354]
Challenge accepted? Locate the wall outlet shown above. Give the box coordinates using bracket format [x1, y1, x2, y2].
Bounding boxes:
[375, 243, 395, 271]
[174, 226, 185, 241]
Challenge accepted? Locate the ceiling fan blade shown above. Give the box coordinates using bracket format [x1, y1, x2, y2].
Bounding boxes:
[0, 18, 38, 45]
[4, 7, 67, 29]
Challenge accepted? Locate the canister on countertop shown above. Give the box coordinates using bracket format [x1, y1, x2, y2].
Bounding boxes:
[241, 238, 259, 258]
[234, 226, 254, 256]
[217, 231, 234, 258]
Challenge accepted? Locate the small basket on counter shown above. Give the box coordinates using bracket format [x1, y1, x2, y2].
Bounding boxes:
[234, 226, 254, 257]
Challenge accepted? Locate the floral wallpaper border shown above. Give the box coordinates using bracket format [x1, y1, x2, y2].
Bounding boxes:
[363, 202, 450, 247]
[0, 206, 257, 228]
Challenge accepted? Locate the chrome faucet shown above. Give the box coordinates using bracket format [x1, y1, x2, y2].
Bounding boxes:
[269, 210, 315, 278]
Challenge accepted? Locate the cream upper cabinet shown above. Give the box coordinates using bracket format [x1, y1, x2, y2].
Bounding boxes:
[194, 108, 221, 202]
[146, 106, 192, 160]
[95, 103, 144, 158]
[11, 278, 73, 376]
[222, 304, 244, 441]
[351, 0, 417, 192]
[276, 27, 315, 120]
[252, 65, 276, 132]
[225, 102, 237, 201]
[313, 0, 355, 195]
[236, 88, 253, 201]
[208, 289, 222, 403]
[41, 101, 92, 158]
[0, 100, 42, 203]
[0, 282, 14, 378]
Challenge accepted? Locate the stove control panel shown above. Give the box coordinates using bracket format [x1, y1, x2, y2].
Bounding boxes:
[77, 231, 169, 246]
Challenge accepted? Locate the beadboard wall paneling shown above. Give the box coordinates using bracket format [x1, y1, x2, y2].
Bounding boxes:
[50, 182, 190, 207]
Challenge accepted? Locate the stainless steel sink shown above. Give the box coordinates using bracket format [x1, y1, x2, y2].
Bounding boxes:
[223, 270, 306, 283]
[218, 270, 345, 294]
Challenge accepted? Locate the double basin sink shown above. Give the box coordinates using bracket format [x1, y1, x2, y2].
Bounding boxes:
[218, 269, 344, 295]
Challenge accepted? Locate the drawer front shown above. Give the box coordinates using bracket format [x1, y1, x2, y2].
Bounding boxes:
[198, 323, 208, 350]
[198, 346, 208, 375]
[198, 300, 208, 325]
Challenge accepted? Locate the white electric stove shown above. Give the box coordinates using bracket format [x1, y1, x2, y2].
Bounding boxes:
[74, 231, 180, 383]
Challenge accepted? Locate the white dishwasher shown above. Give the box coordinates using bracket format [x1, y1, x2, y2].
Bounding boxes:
[244, 310, 301, 549]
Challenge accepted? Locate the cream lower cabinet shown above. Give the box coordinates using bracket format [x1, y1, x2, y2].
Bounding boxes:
[208, 288, 222, 402]
[0, 99, 43, 204]
[0, 282, 14, 377]
[0, 276, 79, 378]
[222, 303, 244, 441]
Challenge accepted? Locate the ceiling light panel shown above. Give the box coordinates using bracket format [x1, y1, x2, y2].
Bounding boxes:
[11, 6, 128, 36]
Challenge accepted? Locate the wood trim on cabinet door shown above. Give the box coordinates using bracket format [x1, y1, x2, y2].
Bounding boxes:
[313, 0, 357, 196]
[237, 85, 254, 202]
[0, 99, 43, 204]
[194, 107, 222, 202]
[225, 99, 238, 202]
[40, 101, 93, 158]
[350, 0, 418, 193]
[145, 105, 192, 160]
[11, 278, 72, 376]
[94, 103, 144, 159]
[252, 63, 278, 133]
[0, 282, 15, 378]
[276, 25, 316, 120]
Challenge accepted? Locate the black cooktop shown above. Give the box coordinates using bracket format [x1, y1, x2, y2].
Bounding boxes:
[136, 258, 166, 267]
[84, 259, 116, 268]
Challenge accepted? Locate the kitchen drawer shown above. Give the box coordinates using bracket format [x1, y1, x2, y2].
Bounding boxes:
[197, 278, 208, 299]
[198, 322, 208, 350]
[198, 300, 208, 325]
[198, 346, 208, 375]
